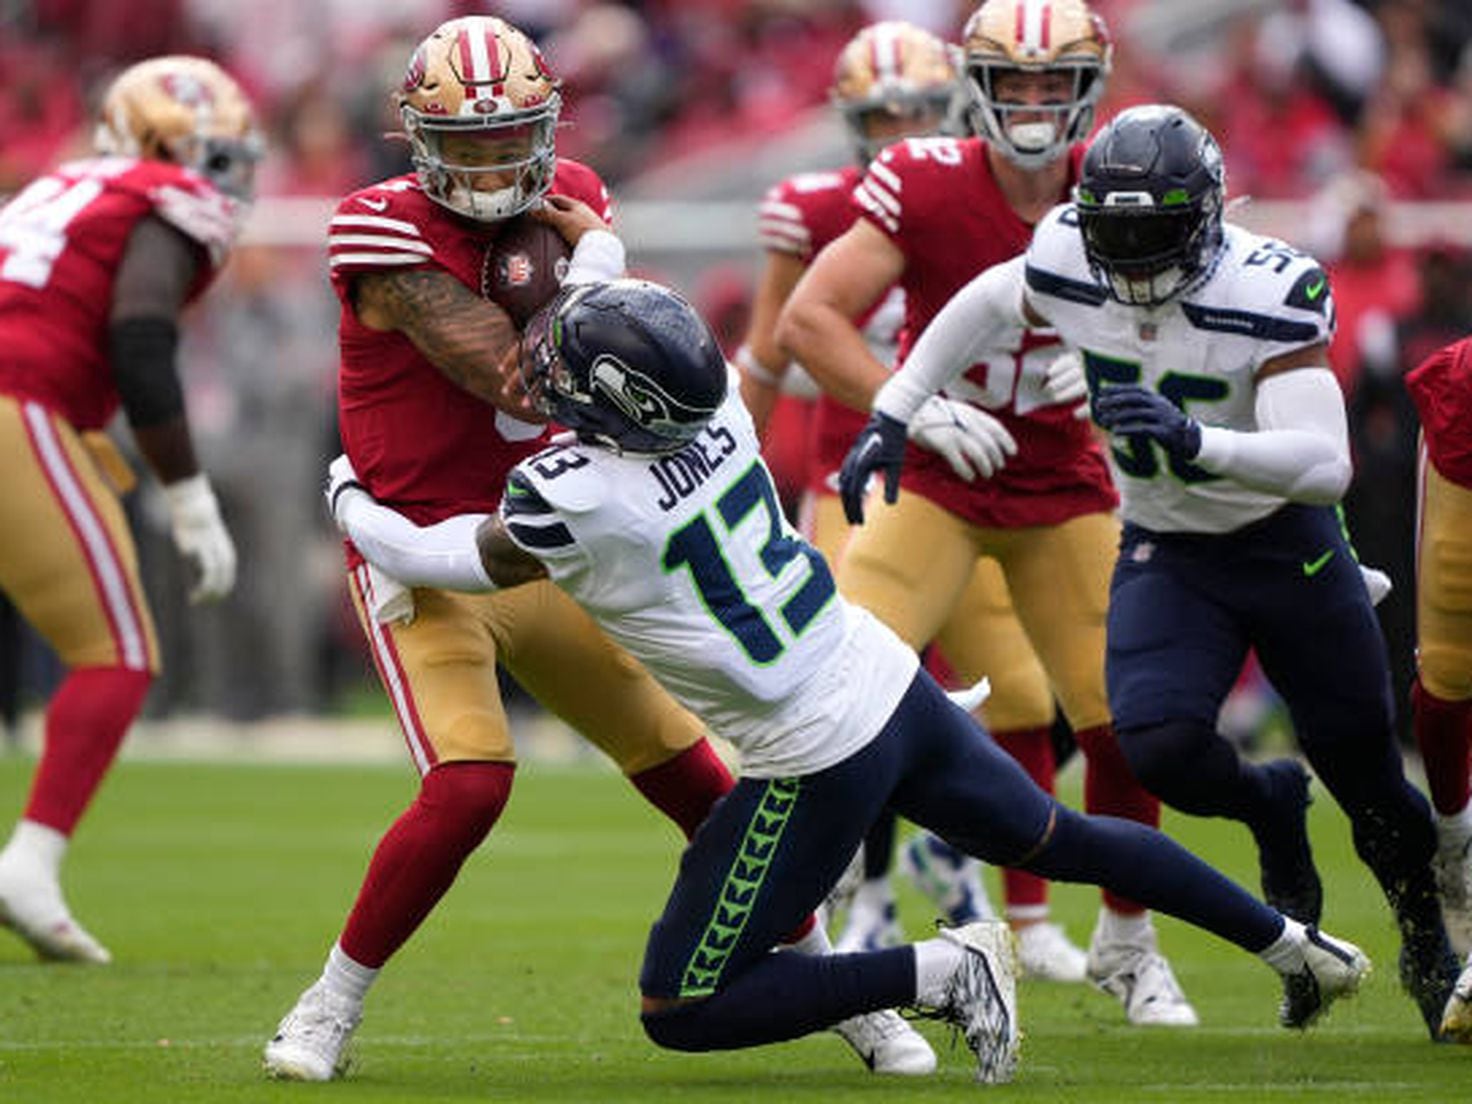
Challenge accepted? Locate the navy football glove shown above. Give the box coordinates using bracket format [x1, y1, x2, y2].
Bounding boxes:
[839, 411, 908, 525]
[1093, 385, 1203, 462]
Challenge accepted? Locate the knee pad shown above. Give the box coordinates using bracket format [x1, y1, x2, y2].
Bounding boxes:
[641, 1003, 707, 1052]
[1419, 642, 1472, 702]
[1116, 720, 1215, 799]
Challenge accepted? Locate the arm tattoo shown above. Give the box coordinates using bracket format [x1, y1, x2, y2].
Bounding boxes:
[477, 515, 549, 589]
[358, 269, 519, 405]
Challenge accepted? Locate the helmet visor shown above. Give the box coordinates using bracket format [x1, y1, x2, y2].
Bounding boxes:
[1078, 207, 1198, 275]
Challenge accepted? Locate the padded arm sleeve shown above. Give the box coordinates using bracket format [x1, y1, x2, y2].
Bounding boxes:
[109, 316, 185, 427]
[564, 229, 626, 286]
[872, 254, 1028, 423]
[337, 491, 496, 592]
[1193, 368, 1351, 505]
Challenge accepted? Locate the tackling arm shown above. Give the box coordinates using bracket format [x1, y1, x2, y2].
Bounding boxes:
[776, 219, 903, 412]
[1192, 344, 1351, 504]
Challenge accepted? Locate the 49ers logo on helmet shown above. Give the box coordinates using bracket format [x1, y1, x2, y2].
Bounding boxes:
[161, 72, 215, 108]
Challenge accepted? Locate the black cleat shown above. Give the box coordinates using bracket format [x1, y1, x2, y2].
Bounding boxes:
[1397, 911, 1461, 1041]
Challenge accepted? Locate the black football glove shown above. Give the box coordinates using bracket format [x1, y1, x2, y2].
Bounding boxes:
[1093, 385, 1203, 462]
[838, 411, 908, 525]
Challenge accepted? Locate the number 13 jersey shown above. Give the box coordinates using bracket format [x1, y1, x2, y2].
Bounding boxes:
[498, 376, 918, 777]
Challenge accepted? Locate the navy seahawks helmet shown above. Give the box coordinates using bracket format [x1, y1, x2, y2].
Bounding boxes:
[1074, 104, 1225, 306]
[522, 279, 728, 455]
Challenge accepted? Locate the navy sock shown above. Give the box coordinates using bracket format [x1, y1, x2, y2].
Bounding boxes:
[641, 946, 914, 1052]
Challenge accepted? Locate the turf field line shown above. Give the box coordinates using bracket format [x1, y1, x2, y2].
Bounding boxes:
[1138, 1083, 1416, 1094]
[0, 1033, 565, 1052]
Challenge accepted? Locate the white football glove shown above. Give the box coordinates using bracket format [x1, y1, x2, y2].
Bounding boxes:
[163, 474, 236, 604]
[908, 396, 1018, 481]
[1042, 350, 1090, 419]
[325, 453, 365, 530]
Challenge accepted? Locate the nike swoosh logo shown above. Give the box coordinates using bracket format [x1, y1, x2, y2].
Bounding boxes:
[1305, 278, 1326, 301]
[1302, 549, 1334, 576]
[358, 196, 388, 212]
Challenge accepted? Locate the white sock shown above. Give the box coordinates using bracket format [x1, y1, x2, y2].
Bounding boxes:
[1095, 906, 1152, 946]
[788, 921, 833, 956]
[1, 820, 68, 879]
[912, 937, 965, 1007]
[1436, 802, 1472, 846]
[321, 943, 378, 1004]
[1257, 917, 1307, 974]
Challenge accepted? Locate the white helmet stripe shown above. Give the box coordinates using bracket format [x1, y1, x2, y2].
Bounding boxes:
[1020, 0, 1051, 55]
[460, 21, 502, 97]
[870, 21, 903, 83]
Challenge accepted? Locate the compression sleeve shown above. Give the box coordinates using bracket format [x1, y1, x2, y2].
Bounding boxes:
[109, 316, 184, 427]
[872, 254, 1029, 423]
[336, 490, 496, 592]
[1193, 367, 1351, 505]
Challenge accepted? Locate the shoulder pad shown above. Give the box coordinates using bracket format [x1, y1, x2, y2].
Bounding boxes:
[1024, 205, 1104, 305]
[328, 180, 434, 274]
[512, 443, 604, 514]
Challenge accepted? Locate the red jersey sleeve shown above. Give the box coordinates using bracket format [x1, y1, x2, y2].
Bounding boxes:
[757, 169, 858, 261]
[1407, 338, 1472, 488]
[327, 178, 436, 286]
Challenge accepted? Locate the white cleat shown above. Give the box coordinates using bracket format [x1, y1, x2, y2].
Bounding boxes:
[1016, 921, 1088, 983]
[1279, 926, 1370, 1030]
[0, 863, 110, 964]
[1432, 830, 1472, 958]
[899, 833, 996, 925]
[1440, 952, 1472, 1043]
[833, 889, 903, 954]
[833, 1009, 936, 1074]
[924, 920, 1019, 1084]
[1087, 924, 1199, 1027]
[263, 982, 363, 1081]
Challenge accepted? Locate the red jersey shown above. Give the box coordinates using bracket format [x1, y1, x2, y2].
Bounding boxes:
[0, 156, 236, 429]
[758, 166, 902, 496]
[1406, 338, 1472, 489]
[853, 135, 1116, 528]
[328, 161, 612, 526]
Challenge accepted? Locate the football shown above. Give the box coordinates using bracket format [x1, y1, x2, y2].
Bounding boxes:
[481, 215, 573, 327]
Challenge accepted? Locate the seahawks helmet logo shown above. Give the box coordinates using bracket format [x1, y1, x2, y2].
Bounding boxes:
[589, 354, 714, 435]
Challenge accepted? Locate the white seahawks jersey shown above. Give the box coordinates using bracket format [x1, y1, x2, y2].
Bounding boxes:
[1025, 206, 1336, 534]
[499, 377, 919, 777]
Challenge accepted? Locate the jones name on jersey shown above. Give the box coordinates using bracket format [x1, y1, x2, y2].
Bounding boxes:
[498, 382, 918, 777]
[1024, 204, 1336, 534]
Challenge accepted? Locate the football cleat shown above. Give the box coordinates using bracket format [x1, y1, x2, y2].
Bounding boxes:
[1016, 921, 1088, 983]
[1432, 826, 1472, 958]
[1279, 927, 1370, 1029]
[0, 858, 110, 964]
[1438, 953, 1472, 1043]
[1256, 759, 1323, 927]
[899, 832, 996, 926]
[833, 888, 903, 954]
[1395, 904, 1460, 1040]
[832, 1009, 937, 1075]
[1087, 921, 1199, 1026]
[263, 982, 363, 1081]
[921, 920, 1019, 1083]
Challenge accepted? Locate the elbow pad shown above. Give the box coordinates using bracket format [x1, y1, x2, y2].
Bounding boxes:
[110, 316, 184, 427]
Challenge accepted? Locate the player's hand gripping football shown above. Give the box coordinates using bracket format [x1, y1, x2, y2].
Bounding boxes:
[163, 474, 237, 604]
[1093, 385, 1203, 462]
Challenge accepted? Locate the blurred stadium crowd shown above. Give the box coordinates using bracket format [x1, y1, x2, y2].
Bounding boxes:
[2, 0, 1472, 728]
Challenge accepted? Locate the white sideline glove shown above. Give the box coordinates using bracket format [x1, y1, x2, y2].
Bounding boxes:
[908, 396, 1018, 481]
[1042, 350, 1090, 419]
[1360, 564, 1392, 607]
[163, 474, 236, 604]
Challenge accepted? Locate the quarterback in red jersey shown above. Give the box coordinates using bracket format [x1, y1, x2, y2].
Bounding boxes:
[780, 0, 1198, 1027]
[0, 55, 259, 964]
[740, 21, 1089, 981]
[264, 16, 931, 1081]
[1405, 340, 1472, 979]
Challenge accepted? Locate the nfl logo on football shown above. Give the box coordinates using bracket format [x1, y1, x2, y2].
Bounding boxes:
[502, 253, 533, 288]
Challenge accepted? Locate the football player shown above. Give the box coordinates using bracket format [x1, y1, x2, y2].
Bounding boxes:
[262, 16, 930, 1081]
[1403, 339, 1472, 1012]
[328, 277, 1372, 1082]
[0, 56, 260, 964]
[737, 18, 1017, 971]
[845, 103, 1462, 1041]
[778, 0, 1192, 1022]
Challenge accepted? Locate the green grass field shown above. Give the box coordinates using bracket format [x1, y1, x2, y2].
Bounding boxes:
[0, 754, 1467, 1103]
